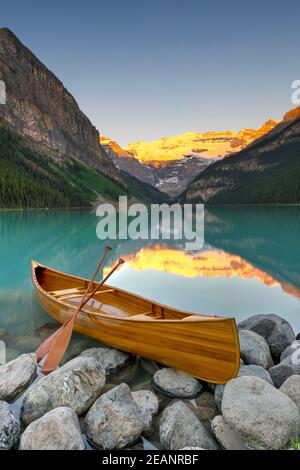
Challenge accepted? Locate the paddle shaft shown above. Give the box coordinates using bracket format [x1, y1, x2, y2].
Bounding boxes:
[41, 258, 125, 374]
[35, 245, 112, 362]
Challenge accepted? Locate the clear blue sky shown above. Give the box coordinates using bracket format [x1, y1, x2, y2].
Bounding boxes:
[1, 0, 300, 145]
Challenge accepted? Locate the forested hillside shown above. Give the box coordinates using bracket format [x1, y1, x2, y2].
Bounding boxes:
[0, 124, 129, 208]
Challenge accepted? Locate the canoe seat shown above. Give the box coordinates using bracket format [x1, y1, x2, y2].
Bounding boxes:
[127, 314, 154, 321]
[60, 289, 116, 301]
[67, 296, 130, 318]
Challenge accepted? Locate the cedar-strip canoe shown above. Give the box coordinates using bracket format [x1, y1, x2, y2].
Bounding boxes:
[32, 260, 240, 383]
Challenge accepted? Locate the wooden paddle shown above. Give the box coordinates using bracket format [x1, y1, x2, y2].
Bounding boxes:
[35, 245, 112, 363]
[41, 258, 125, 374]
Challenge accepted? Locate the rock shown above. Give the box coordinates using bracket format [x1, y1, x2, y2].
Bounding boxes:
[132, 390, 159, 432]
[211, 415, 246, 450]
[214, 386, 225, 411]
[239, 329, 274, 369]
[61, 339, 98, 365]
[20, 407, 85, 450]
[237, 364, 273, 384]
[21, 357, 105, 425]
[0, 401, 20, 450]
[14, 323, 60, 351]
[102, 383, 118, 394]
[0, 353, 37, 400]
[85, 383, 143, 449]
[296, 332, 300, 341]
[214, 364, 273, 410]
[131, 380, 171, 411]
[80, 346, 138, 383]
[280, 340, 300, 362]
[140, 358, 161, 375]
[238, 314, 295, 359]
[279, 375, 300, 410]
[152, 368, 202, 398]
[269, 356, 300, 388]
[159, 401, 219, 450]
[180, 446, 205, 450]
[222, 376, 300, 450]
[195, 391, 217, 425]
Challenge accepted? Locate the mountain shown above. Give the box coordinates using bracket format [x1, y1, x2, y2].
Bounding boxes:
[125, 120, 279, 163]
[147, 155, 215, 197]
[101, 119, 279, 197]
[181, 106, 300, 204]
[0, 28, 120, 181]
[100, 135, 216, 196]
[0, 123, 130, 208]
[100, 135, 157, 186]
[0, 28, 166, 207]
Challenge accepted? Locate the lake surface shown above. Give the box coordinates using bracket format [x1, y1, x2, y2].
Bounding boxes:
[0, 206, 300, 363]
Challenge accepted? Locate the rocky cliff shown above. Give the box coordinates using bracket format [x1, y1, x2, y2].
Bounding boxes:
[0, 28, 120, 181]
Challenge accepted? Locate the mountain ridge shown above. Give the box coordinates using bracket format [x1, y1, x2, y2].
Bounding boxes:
[181, 106, 300, 204]
[124, 119, 279, 163]
[101, 118, 280, 197]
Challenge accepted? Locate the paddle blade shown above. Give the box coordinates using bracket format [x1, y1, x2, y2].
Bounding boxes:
[35, 326, 61, 362]
[41, 316, 76, 374]
[35, 317, 73, 362]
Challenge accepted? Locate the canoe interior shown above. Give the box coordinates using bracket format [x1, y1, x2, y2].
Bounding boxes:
[34, 265, 210, 321]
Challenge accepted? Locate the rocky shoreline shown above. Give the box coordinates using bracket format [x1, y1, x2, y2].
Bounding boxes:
[0, 313, 300, 450]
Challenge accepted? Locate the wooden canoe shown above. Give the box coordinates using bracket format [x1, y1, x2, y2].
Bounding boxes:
[32, 260, 240, 383]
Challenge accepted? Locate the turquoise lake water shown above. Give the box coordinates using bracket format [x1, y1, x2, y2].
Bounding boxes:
[0, 206, 300, 362]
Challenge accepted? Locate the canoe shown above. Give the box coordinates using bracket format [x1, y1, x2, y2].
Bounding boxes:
[32, 260, 240, 383]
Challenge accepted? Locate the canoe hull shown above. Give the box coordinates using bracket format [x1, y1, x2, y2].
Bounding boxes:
[32, 262, 240, 383]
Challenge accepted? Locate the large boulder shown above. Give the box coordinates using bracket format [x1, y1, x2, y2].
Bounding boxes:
[19, 407, 85, 450]
[214, 364, 273, 410]
[0, 353, 37, 401]
[159, 401, 218, 450]
[152, 368, 202, 398]
[132, 390, 159, 432]
[211, 415, 246, 450]
[269, 356, 300, 388]
[238, 314, 295, 359]
[280, 340, 300, 362]
[222, 376, 300, 449]
[238, 329, 274, 369]
[80, 346, 138, 383]
[279, 375, 300, 411]
[0, 401, 20, 450]
[85, 383, 143, 449]
[21, 357, 105, 425]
